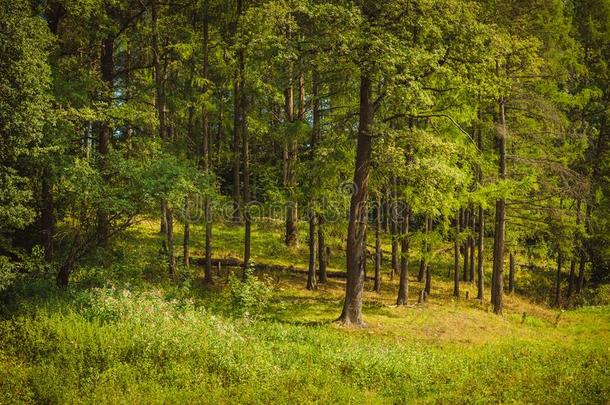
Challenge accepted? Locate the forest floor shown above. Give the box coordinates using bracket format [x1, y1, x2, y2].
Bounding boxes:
[0, 219, 609, 404]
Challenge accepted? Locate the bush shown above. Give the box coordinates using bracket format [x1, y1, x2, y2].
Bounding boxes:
[228, 267, 271, 318]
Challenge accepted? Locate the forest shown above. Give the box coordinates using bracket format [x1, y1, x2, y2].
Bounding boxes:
[1, 0, 609, 403]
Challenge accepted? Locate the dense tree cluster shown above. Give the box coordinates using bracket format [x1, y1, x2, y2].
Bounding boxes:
[1, 0, 609, 325]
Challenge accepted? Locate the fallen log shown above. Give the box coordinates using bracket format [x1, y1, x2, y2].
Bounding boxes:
[189, 256, 376, 281]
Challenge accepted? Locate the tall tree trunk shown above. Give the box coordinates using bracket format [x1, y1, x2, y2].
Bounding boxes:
[374, 196, 382, 293]
[476, 104, 485, 300]
[390, 176, 398, 280]
[202, 2, 213, 283]
[553, 253, 563, 307]
[469, 207, 475, 282]
[232, 0, 243, 223]
[166, 206, 175, 277]
[240, 56, 250, 276]
[492, 95, 507, 315]
[462, 208, 470, 282]
[453, 215, 460, 298]
[183, 207, 190, 269]
[284, 67, 298, 246]
[508, 251, 515, 294]
[41, 167, 54, 262]
[577, 203, 591, 293]
[307, 69, 320, 290]
[307, 214, 317, 290]
[152, 0, 167, 234]
[318, 216, 327, 282]
[425, 263, 431, 296]
[396, 209, 410, 305]
[418, 216, 429, 282]
[577, 255, 586, 294]
[97, 36, 113, 246]
[338, 74, 373, 326]
[567, 260, 576, 299]
[476, 205, 484, 300]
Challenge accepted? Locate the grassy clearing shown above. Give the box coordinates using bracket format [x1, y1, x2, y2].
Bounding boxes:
[0, 219, 608, 404]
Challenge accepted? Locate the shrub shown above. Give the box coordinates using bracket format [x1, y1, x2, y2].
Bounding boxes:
[228, 266, 271, 318]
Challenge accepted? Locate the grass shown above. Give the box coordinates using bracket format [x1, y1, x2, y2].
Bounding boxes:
[0, 218, 608, 404]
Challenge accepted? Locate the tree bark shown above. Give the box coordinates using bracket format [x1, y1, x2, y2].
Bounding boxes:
[307, 214, 317, 290]
[469, 207, 475, 282]
[553, 253, 563, 307]
[307, 69, 320, 290]
[418, 216, 429, 282]
[576, 255, 586, 294]
[396, 209, 410, 305]
[477, 205, 484, 299]
[284, 68, 298, 247]
[453, 215, 460, 298]
[166, 206, 175, 277]
[232, 0, 243, 223]
[241, 67, 250, 277]
[374, 196, 382, 293]
[338, 74, 373, 326]
[567, 260, 576, 299]
[202, 3, 213, 283]
[476, 103, 484, 300]
[425, 263, 431, 296]
[41, 167, 54, 262]
[318, 216, 327, 283]
[462, 208, 470, 282]
[97, 36, 113, 246]
[508, 251, 515, 294]
[183, 200, 190, 269]
[492, 96, 507, 315]
[390, 176, 398, 280]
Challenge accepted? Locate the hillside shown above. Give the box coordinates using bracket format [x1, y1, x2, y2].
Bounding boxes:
[1, 221, 608, 404]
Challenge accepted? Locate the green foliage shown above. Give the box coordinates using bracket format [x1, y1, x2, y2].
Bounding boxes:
[0, 0, 51, 232]
[228, 267, 272, 318]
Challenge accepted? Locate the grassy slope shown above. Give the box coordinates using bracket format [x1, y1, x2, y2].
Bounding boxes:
[0, 219, 608, 404]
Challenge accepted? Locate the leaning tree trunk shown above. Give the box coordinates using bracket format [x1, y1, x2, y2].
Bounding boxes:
[396, 209, 410, 305]
[492, 95, 507, 315]
[338, 74, 374, 326]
